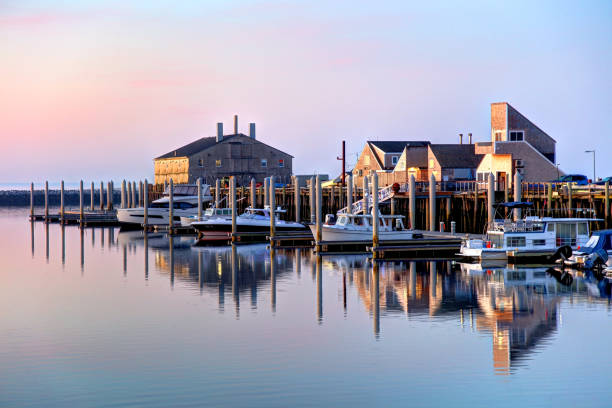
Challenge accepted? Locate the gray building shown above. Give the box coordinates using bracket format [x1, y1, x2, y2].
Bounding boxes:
[154, 118, 293, 186]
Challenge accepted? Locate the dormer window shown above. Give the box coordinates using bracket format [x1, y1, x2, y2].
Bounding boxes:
[391, 156, 399, 165]
[509, 131, 524, 141]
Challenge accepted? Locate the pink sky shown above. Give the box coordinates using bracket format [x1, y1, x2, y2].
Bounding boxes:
[1, 1, 611, 183]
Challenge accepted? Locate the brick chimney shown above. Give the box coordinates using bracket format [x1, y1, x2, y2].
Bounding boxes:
[249, 123, 256, 140]
[216, 123, 223, 143]
[459, 133, 463, 144]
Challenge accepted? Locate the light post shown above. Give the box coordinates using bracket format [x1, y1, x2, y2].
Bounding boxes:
[585, 150, 595, 183]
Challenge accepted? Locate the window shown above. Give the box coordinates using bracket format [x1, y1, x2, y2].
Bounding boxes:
[278, 159, 284, 168]
[495, 131, 502, 142]
[364, 156, 370, 166]
[532, 239, 546, 246]
[506, 236, 526, 247]
[429, 158, 434, 168]
[391, 156, 399, 165]
[198, 158, 204, 167]
[261, 159, 267, 168]
[547, 223, 555, 232]
[216, 160, 221, 168]
[578, 223, 588, 236]
[509, 131, 524, 141]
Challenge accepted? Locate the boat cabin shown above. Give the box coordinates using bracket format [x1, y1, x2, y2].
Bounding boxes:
[334, 213, 406, 232]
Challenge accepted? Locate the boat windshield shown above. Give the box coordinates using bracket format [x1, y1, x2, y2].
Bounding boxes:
[242, 209, 268, 219]
[584, 235, 600, 248]
[204, 208, 215, 216]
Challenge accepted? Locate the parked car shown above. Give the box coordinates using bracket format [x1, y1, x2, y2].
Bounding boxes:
[595, 176, 612, 186]
[554, 174, 589, 185]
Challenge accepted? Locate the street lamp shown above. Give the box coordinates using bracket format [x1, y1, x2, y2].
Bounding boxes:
[585, 150, 596, 182]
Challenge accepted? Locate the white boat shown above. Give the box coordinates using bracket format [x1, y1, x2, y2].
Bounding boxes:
[191, 206, 307, 239]
[117, 184, 213, 228]
[180, 207, 233, 227]
[459, 202, 595, 262]
[309, 211, 416, 242]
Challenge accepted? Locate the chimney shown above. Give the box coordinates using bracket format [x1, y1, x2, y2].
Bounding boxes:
[249, 123, 256, 140]
[468, 133, 472, 144]
[459, 133, 463, 144]
[217, 122, 223, 143]
[234, 115, 238, 134]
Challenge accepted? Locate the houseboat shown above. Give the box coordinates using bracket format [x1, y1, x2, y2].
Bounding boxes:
[459, 202, 595, 262]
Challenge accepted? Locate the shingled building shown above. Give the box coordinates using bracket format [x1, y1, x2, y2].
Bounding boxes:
[154, 117, 293, 186]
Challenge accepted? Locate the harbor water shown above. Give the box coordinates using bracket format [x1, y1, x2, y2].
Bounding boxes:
[1, 207, 611, 407]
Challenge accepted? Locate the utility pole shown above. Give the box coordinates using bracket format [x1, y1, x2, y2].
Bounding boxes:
[336, 140, 346, 186]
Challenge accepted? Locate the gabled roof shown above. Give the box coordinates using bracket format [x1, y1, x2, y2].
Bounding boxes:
[369, 140, 430, 153]
[429, 144, 483, 168]
[155, 133, 293, 159]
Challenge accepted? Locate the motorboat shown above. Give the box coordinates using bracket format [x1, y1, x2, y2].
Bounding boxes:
[180, 207, 233, 227]
[459, 202, 595, 262]
[191, 206, 307, 239]
[117, 184, 213, 228]
[309, 211, 416, 242]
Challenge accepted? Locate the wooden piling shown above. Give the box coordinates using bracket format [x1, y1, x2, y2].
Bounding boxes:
[567, 182, 573, 217]
[90, 181, 94, 210]
[108, 181, 113, 210]
[264, 178, 269, 208]
[487, 173, 494, 226]
[310, 177, 315, 223]
[269, 176, 276, 239]
[250, 178, 256, 209]
[121, 180, 126, 209]
[138, 181, 143, 207]
[429, 173, 436, 231]
[293, 176, 300, 223]
[347, 174, 353, 214]
[197, 177, 202, 220]
[168, 179, 174, 231]
[547, 182, 553, 215]
[30, 182, 34, 218]
[605, 181, 610, 226]
[372, 172, 379, 255]
[131, 181, 136, 209]
[231, 176, 237, 236]
[44, 180, 49, 221]
[215, 179, 221, 208]
[409, 175, 416, 229]
[315, 175, 322, 246]
[127, 181, 132, 208]
[143, 179, 149, 228]
[100, 181, 104, 211]
[79, 180, 84, 224]
[514, 171, 522, 221]
[60, 180, 65, 222]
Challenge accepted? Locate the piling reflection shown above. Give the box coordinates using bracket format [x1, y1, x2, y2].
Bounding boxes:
[34, 225, 612, 377]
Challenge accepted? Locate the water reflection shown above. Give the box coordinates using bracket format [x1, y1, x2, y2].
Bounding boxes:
[30, 224, 612, 378]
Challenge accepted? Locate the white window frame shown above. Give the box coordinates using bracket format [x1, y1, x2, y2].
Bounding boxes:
[509, 130, 524, 142]
[391, 156, 399, 165]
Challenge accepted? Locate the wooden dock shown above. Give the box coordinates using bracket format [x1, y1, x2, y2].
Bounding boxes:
[29, 210, 118, 227]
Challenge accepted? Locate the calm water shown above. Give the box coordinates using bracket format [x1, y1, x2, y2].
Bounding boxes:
[1, 207, 611, 407]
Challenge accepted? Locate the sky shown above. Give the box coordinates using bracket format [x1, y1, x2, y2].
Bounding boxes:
[1, 0, 611, 184]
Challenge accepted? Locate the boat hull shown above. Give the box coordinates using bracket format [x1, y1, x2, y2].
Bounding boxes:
[117, 208, 194, 227]
[309, 224, 415, 242]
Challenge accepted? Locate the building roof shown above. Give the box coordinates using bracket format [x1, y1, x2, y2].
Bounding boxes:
[368, 140, 430, 153]
[155, 133, 293, 159]
[429, 144, 483, 168]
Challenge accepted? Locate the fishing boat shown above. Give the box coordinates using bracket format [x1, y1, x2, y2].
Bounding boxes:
[191, 206, 307, 239]
[564, 229, 612, 269]
[117, 184, 213, 228]
[459, 202, 595, 262]
[309, 211, 416, 242]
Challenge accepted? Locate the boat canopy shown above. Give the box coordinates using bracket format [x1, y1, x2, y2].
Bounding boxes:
[496, 201, 534, 209]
